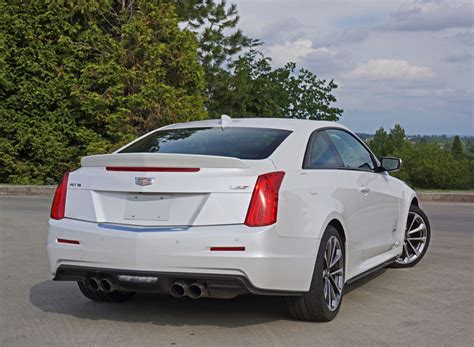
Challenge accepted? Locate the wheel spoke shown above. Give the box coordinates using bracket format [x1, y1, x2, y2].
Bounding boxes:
[330, 268, 343, 276]
[407, 236, 426, 241]
[403, 243, 410, 262]
[329, 279, 337, 307]
[330, 238, 336, 266]
[407, 223, 425, 235]
[330, 250, 342, 268]
[407, 214, 416, 232]
[407, 240, 420, 255]
[326, 278, 332, 307]
[329, 275, 342, 295]
[324, 245, 330, 269]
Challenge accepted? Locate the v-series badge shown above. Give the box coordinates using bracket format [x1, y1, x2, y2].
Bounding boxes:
[69, 183, 82, 188]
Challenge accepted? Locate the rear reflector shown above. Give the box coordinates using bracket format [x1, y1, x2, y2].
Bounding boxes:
[106, 167, 200, 172]
[57, 238, 80, 245]
[50, 172, 69, 220]
[245, 171, 285, 227]
[210, 246, 246, 251]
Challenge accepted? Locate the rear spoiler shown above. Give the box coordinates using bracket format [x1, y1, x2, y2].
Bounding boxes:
[81, 153, 249, 169]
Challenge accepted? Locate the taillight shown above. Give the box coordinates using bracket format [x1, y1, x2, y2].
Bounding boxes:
[50, 172, 69, 220]
[245, 171, 285, 227]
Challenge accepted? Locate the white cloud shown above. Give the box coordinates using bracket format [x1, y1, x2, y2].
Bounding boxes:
[265, 40, 350, 78]
[266, 39, 335, 66]
[232, 0, 473, 135]
[258, 17, 305, 45]
[384, 0, 473, 32]
[344, 59, 434, 81]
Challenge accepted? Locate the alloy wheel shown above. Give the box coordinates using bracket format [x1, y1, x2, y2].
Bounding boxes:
[323, 236, 344, 311]
[396, 211, 428, 265]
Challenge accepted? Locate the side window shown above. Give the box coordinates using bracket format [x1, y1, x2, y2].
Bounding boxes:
[304, 131, 344, 169]
[326, 129, 375, 171]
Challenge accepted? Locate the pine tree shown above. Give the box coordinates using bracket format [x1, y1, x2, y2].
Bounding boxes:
[389, 124, 406, 151]
[369, 127, 392, 157]
[451, 136, 465, 161]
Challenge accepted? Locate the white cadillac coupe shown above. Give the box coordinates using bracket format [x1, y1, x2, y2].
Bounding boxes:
[47, 116, 430, 321]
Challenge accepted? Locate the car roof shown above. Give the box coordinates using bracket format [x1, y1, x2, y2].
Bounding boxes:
[163, 117, 348, 132]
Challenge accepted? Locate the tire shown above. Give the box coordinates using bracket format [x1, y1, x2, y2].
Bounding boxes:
[77, 281, 136, 302]
[390, 204, 431, 268]
[285, 225, 344, 322]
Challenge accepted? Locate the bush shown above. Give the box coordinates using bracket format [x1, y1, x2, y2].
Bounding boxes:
[370, 125, 472, 190]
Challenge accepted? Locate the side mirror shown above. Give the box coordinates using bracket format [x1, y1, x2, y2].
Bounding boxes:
[380, 157, 402, 172]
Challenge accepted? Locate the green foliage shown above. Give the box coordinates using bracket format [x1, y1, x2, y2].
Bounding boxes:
[369, 126, 472, 189]
[206, 49, 343, 120]
[174, 0, 252, 70]
[0, 0, 206, 184]
[175, 1, 342, 121]
[389, 124, 406, 151]
[1, 0, 344, 184]
[451, 135, 465, 160]
[370, 127, 391, 157]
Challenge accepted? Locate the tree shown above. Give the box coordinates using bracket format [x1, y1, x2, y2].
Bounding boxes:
[400, 143, 470, 189]
[172, 0, 255, 112]
[173, 1, 342, 120]
[451, 135, 465, 161]
[0, 0, 206, 184]
[205, 49, 343, 120]
[369, 127, 392, 158]
[389, 124, 406, 151]
[1, 0, 344, 184]
[173, 0, 252, 70]
[367, 124, 471, 189]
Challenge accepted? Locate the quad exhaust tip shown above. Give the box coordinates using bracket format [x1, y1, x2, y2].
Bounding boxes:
[169, 281, 189, 298]
[99, 278, 118, 293]
[87, 277, 100, 291]
[169, 281, 207, 299]
[88, 277, 208, 298]
[188, 282, 207, 299]
[86, 276, 118, 293]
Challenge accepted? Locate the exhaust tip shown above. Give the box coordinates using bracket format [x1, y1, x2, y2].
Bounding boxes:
[87, 277, 99, 291]
[170, 283, 186, 298]
[100, 278, 113, 293]
[188, 283, 206, 299]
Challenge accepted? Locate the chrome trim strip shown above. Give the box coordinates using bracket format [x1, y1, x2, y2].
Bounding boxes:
[98, 223, 190, 232]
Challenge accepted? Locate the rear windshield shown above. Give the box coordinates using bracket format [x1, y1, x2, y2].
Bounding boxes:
[119, 127, 292, 160]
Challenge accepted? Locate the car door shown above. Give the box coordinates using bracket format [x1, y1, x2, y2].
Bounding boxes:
[325, 129, 400, 262]
[301, 130, 369, 279]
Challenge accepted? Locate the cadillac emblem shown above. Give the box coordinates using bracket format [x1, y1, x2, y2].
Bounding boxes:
[134, 177, 155, 186]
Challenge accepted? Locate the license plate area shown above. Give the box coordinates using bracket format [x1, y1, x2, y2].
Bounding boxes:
[124, 194, 171, 221]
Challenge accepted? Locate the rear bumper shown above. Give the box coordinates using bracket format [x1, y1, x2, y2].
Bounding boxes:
[54, 265, 304, 297]
[47, 218, 318, 292]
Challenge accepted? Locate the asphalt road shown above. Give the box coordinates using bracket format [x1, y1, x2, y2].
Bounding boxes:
[0, 196, 473, 346]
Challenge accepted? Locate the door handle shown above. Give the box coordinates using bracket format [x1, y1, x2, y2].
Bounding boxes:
[359, 186, 371, 194]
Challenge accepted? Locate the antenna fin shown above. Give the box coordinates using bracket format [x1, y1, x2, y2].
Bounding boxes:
[220, 114, 232, 128]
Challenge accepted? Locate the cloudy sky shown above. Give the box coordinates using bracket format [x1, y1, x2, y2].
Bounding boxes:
[232, 0, 473, 135]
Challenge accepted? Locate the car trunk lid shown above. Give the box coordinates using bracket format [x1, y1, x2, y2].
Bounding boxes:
[65, 153, 275, 227]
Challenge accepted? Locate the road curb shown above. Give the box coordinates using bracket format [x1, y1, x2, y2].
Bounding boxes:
[416, 192, 474, 203]
[1, 185, 473, 203]
[0, 185, 56, 197]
